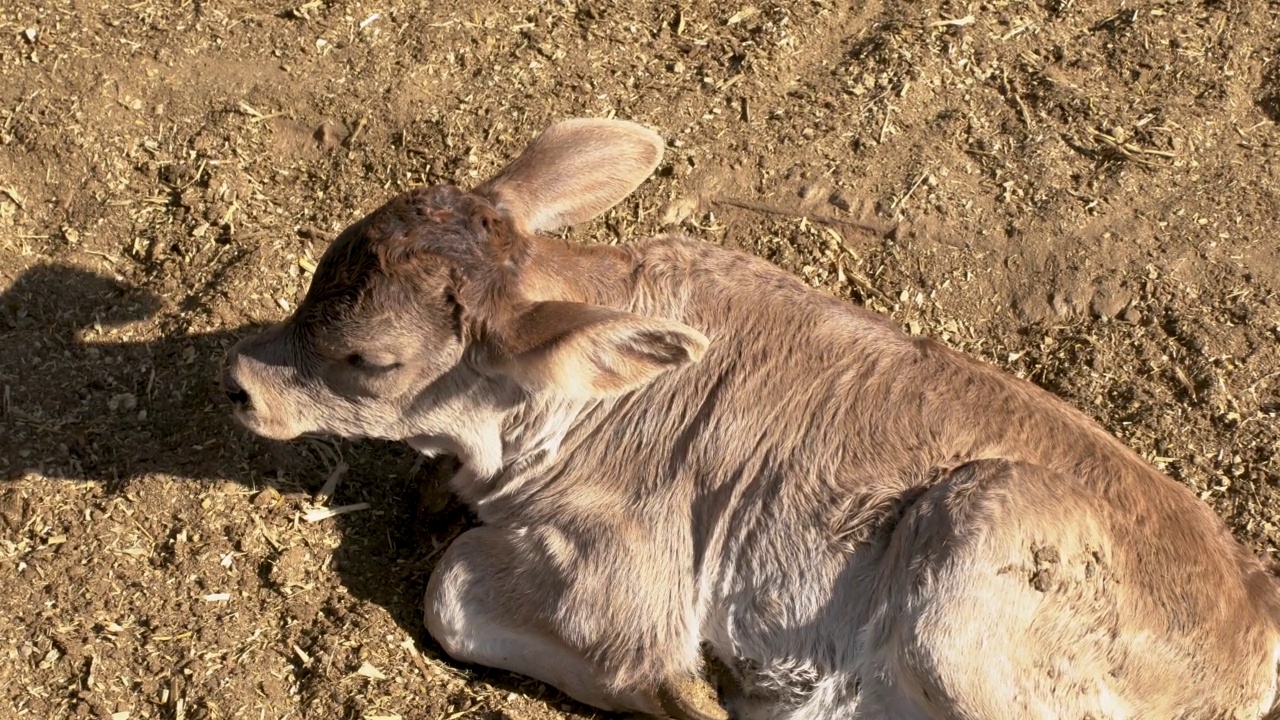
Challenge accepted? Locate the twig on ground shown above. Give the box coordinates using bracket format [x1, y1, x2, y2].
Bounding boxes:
[313, 460, 349, 506]
[302, 502, 370, 522]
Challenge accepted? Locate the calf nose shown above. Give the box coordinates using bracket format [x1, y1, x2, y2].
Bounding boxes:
[222, 368, 251, 407]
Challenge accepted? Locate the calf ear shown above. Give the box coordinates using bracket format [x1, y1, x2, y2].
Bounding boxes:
[484, 301, 708, 399]
[474, 119, 665, 235]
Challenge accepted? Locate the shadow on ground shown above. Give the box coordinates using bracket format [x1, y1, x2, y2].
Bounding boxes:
[0, 263, 576, 714]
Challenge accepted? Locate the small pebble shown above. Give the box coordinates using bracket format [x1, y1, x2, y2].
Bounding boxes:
[108, 393, 137, 412]
[253, 487, 281, 508]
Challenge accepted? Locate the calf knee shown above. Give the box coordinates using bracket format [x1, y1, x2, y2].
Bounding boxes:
[423, 550, 471, 661]
[424, 530, 506, 663]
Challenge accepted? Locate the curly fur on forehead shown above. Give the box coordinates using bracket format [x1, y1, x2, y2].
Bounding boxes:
[300, 184, 527, 324]
[371, 185, 527, 273]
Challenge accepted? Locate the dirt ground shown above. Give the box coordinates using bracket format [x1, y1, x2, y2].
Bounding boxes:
[2, 0, 1279, 717]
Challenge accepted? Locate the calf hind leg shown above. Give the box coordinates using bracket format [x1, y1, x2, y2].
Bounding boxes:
[859, 459, 1134, 720]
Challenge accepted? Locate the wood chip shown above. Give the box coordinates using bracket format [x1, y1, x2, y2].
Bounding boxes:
[302, 502, 370, 522]
[929, 14, 975, 27]
[253, 514, 283, 552]
[313, 461, 349, 505]
[400, 637, 437, 683]
[355, 661, 387, 680]
[0, 186, 24, 208]
[202, 593, 231, 602]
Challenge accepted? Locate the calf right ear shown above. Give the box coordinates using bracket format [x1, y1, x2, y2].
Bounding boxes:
[483, 301, 708, 399]
[474, 119, 665, 235]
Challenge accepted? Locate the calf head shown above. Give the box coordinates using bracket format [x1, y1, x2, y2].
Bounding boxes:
[221, 119, 708, 472]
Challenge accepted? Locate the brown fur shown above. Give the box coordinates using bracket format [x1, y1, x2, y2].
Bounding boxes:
[223, 119, 1280, 719]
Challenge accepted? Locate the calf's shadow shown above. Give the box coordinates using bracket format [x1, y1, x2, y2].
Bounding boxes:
[0, 263, 570, 717]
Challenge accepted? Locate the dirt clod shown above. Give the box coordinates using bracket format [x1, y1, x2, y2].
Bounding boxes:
[314, 121, 349, 151]
[270, 546, 311, 590]
[1090, 287, 1132, 320]
[1030, 545, 1061, 593]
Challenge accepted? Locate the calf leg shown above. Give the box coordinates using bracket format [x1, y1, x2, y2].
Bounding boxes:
[857, 459, 1182, 719]
[425, 526, 726, 719]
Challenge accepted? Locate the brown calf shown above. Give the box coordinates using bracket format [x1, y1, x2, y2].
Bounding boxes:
[223, 119, 1280, 719]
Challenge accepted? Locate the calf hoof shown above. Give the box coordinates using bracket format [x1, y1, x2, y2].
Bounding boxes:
[655, 674, 729, 720]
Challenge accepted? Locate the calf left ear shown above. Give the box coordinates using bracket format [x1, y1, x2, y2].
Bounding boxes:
[483, 301, 709, 399]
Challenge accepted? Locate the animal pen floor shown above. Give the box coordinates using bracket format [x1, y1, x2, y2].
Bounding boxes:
[2, 0, 1279, 718]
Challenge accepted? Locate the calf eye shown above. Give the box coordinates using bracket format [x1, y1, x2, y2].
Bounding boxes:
[344, 353, 400, 372]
